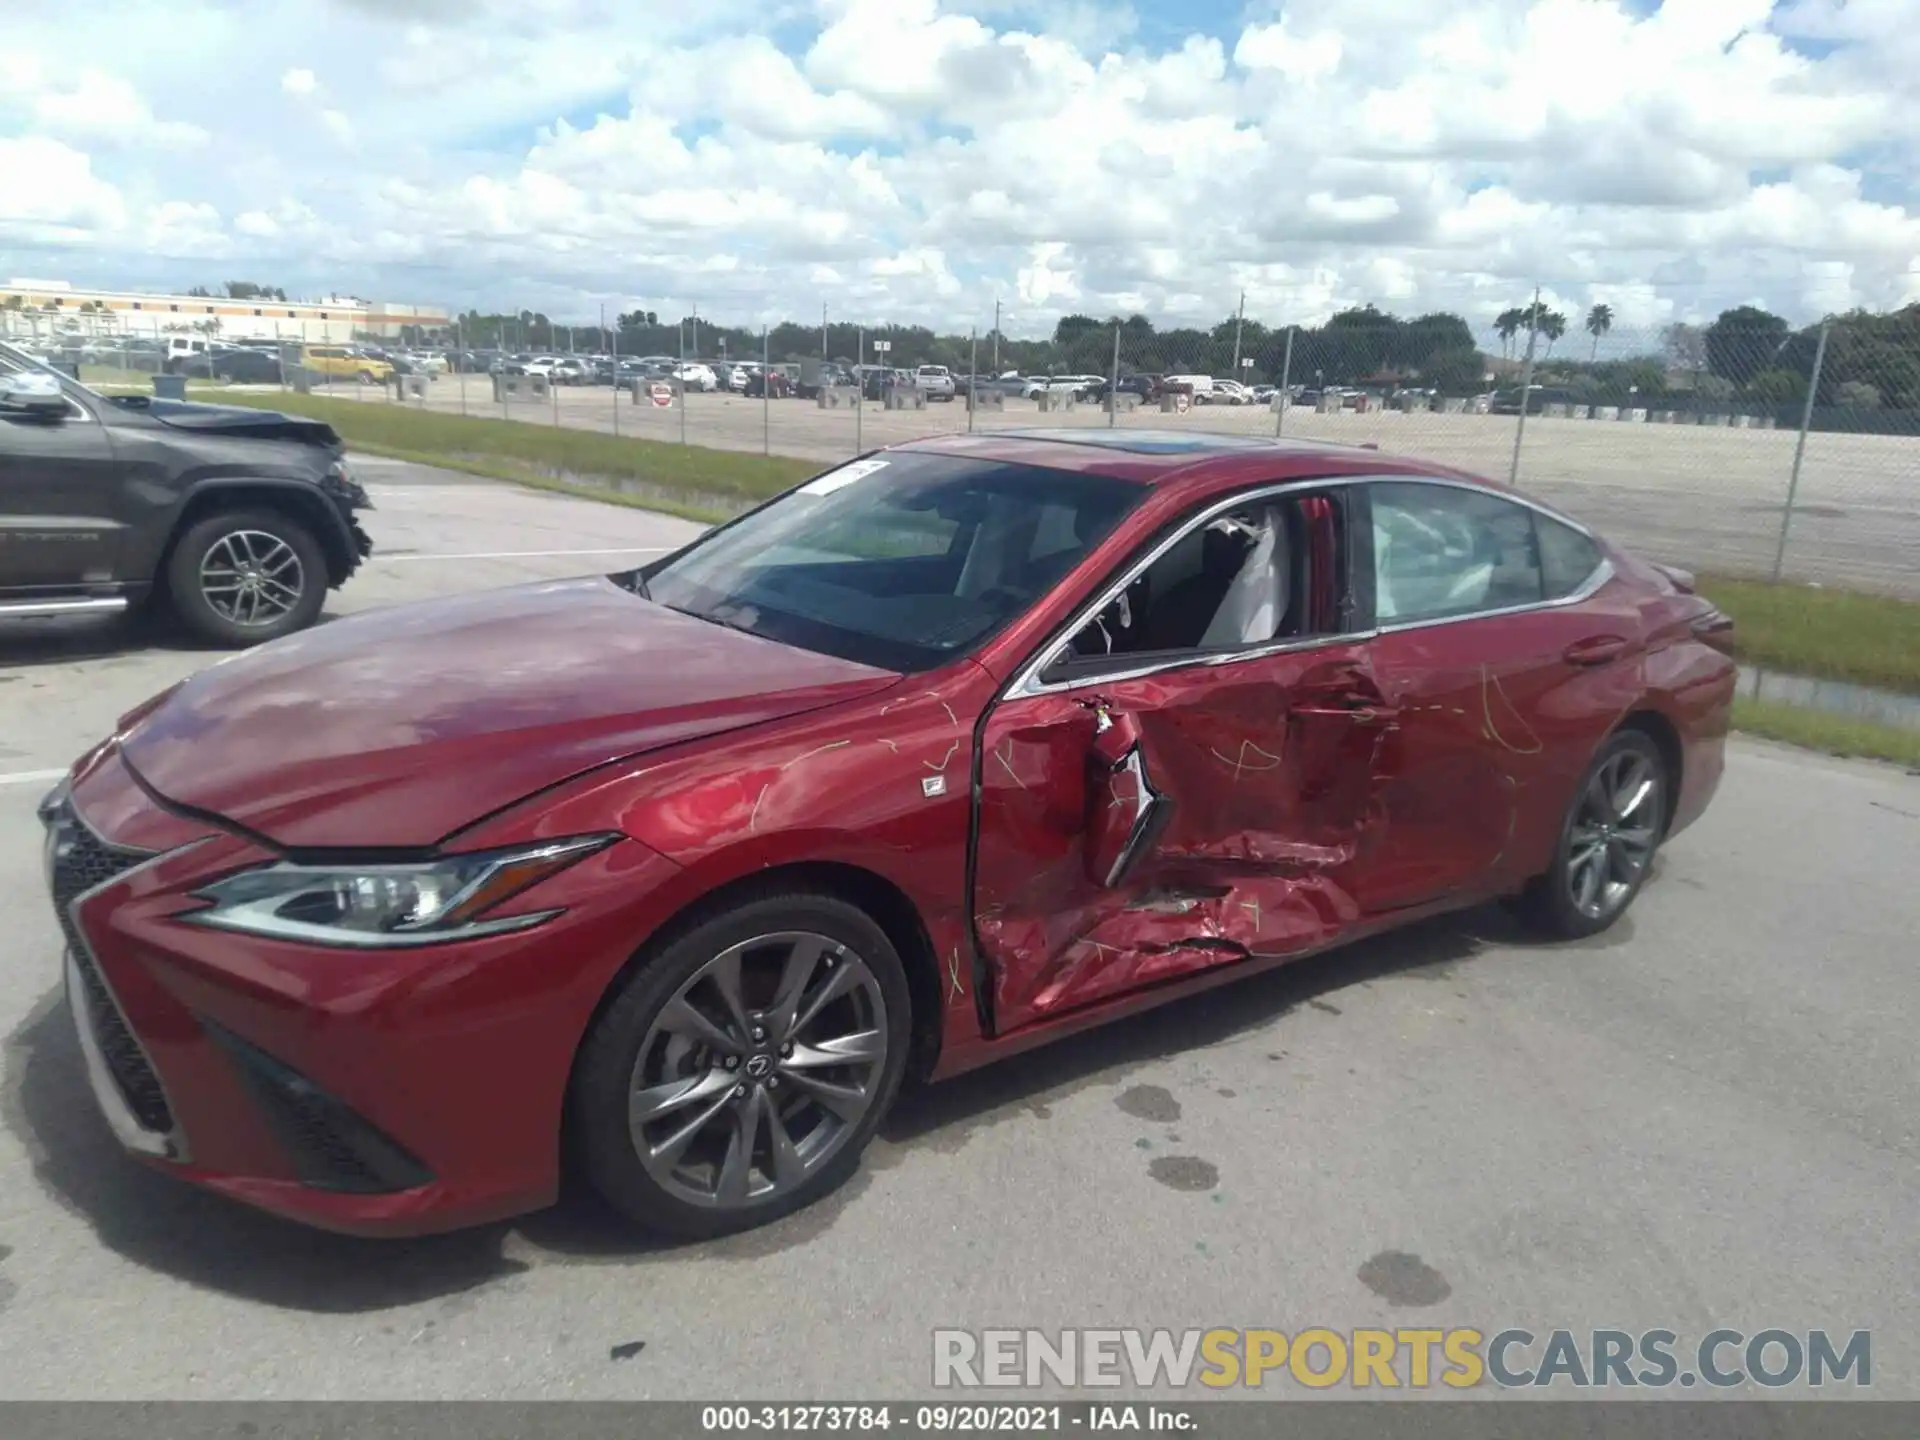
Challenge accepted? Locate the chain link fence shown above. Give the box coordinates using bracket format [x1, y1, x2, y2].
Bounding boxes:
[6, 299, 1914, 597]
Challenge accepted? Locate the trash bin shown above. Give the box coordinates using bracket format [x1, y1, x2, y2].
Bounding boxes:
[152, 373, 187, 401]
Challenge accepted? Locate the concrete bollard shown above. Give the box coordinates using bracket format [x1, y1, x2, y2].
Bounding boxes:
[1757, 416, 1777, 430]
[815, 384, 857, 409]
[1317, 394, 1341, 413]
[1037, 391, 1077, 413]
[1439, 397, 1467, 413]
[967, 389, 1004, 412]
[1729, 415, 1751, 429]
[292, 367, 315, 394]
[1705, 413, 1730, 427]
[1620, 407, 1646, 421]
[1107, 393, 1141, 414]
[1591, 405, 1618, 420]
[1650, 410, 1672, 423]
[528, 375, 549, 400]
[885, 387, 927, 411]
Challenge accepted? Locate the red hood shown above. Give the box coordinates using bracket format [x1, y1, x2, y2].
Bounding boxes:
[119, 577, 900, 848]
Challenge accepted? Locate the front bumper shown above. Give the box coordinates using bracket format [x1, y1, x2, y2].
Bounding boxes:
[39, 747, 677, 1237]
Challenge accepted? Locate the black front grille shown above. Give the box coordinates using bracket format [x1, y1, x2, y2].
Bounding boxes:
[46, 804, 175, 1134]
[203, 1022, 434, 1194]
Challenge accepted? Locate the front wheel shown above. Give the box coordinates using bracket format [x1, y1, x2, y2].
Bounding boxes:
[571, 890, 912, 1239]
[165, 508, 328, 646]
[1513, 729, 1667, 939]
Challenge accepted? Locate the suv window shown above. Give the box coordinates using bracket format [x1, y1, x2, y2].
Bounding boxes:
[1538, 514, 1604, 598]
[1369, 481, 1543, 623]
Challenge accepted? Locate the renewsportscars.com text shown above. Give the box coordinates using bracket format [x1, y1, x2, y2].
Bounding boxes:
[932, 1328, 1871, 1390]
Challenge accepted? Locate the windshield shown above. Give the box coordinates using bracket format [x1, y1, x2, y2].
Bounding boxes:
[637, 451, 1145, 673]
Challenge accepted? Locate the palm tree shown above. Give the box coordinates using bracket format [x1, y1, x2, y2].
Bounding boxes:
[1585, 303, 1613, 362]
[1538, 309, 1567, 356]
[1494, 308, 1524, 359]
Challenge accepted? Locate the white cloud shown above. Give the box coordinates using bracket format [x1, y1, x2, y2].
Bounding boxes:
[0, 0, 1911, 331]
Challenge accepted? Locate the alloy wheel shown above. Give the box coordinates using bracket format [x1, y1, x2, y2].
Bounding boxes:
[198, 530, 306, 628]
[1565, 748, 1662, 920]
[627, 931, 889, 1210]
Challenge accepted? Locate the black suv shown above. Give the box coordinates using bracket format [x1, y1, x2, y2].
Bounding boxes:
[0, 342, 372, 646]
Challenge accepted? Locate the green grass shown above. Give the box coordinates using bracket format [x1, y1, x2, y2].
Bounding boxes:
[1732, 698, 1920, 769]
[1700, 575, 1920, 695]
[194, 387, 816, 519]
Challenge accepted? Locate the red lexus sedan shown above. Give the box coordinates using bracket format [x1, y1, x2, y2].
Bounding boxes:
[41, 429, 1737, 1239]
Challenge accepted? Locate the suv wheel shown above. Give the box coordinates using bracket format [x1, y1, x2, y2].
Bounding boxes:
[356, 369, 376, 385]
[165, 508, 328, 646]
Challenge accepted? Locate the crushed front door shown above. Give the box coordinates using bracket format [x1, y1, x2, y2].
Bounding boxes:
[971, 641, 1393, 1034]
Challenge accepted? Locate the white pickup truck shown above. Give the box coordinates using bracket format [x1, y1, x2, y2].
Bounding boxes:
[915, 364, 957, 401]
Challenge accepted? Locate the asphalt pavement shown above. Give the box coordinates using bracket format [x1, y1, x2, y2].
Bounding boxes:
[0, 458, 1915, 1400]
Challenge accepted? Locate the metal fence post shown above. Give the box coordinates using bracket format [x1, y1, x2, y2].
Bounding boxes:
[1771, 321, 1831, 584]
[456, 321, 467, 417]
[679, 317, 688, 447]
[1108, 323, 1121, 429]
[1507, 286, 1541, 487]
[1275, 326, 1295, 437]
[612, 324, 621, 437]
[968, 328, 977, 434]
[855, 325, 864, 456]
[763, 325, 771, 456]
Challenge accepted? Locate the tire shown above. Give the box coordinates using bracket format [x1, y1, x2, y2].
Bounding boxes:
[356, 370, 375, 385]
[164, 507, 328, 647]
[571, 888, 913, 1239]
[1513, 728, 1668, 939]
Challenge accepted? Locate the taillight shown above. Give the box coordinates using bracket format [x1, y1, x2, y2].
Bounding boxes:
[1691, 607, 1737, 656]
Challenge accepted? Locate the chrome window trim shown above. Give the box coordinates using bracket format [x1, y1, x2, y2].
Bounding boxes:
[1007, 472, 1609, 700]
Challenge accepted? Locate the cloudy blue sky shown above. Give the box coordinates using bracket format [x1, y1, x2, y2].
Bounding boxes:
[1, 0, 1915, 337]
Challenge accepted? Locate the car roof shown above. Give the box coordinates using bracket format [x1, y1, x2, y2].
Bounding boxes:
[887, 427, 1517, 495]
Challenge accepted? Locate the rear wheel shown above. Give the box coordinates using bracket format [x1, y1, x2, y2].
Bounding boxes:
[165, 508, 327, 646]
[571, 890, 912, 1238]
[1514, 729, 1667, 939]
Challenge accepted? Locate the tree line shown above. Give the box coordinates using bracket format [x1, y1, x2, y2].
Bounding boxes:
[434, 299, 1919, 411]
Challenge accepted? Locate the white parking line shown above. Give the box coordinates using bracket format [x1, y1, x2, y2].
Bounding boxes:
[0, 768, 67, 789]
[372, 547, 671, 563]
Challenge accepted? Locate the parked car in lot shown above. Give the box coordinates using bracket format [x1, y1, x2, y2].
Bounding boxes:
[914, 365, 956, 401]
[1208, 379, 1254, 405]
[549, 357, 588, 385]
[0, 341, 371, 645]
[301, 345, 393, 385]
[169, 345, 285, 384]
[1490, 385, 1578, 416]
[742, 365, 793, 398]
[36, 427, 1735, 1241]
[794, 361, 853, 399]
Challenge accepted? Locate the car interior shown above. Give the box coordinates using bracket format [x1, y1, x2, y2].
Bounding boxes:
[1054, 498, 1320, 672]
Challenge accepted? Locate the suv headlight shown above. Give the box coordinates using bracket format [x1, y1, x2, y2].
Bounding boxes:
[181, 835, 617, 948]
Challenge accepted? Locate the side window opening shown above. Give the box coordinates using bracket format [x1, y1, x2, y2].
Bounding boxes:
[1369, 482, 1544, 624]
[1048, 493, 1334, 677]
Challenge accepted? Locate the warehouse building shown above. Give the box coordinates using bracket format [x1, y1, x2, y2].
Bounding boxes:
[0, 278, 450, 344]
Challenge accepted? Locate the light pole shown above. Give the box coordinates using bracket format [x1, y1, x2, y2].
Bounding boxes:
[1231, 290, 1246, 373]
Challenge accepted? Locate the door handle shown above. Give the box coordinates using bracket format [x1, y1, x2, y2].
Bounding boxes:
[1563, 634, 1631, 667]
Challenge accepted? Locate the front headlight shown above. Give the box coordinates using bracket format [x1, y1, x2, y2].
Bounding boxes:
[180, 834, 617, 948]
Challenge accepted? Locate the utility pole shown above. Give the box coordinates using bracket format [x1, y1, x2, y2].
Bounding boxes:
[821, 302, 828, 359]
[1231, 290, 1246, 373]
[992, 298, 1001, 373]
[690, 302, 699, 360]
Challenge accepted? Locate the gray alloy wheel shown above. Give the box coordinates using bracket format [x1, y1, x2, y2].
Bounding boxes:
[1565, 746, 1663, 922]
[1513, 727, 1668, 939]
[197, 528, 307, 630]
[626, 931, 889, 1210]
[571, 889, 912, 1238]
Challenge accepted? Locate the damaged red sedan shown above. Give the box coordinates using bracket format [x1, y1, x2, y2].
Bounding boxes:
[42, 429, 1736, 1239]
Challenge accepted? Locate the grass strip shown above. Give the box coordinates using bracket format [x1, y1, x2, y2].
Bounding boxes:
[1732, 698, 1920, 769]
[1701, 575, 1920, 695]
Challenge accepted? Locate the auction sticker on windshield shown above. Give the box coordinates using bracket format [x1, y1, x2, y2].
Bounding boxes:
[801, 459, 890, 495]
